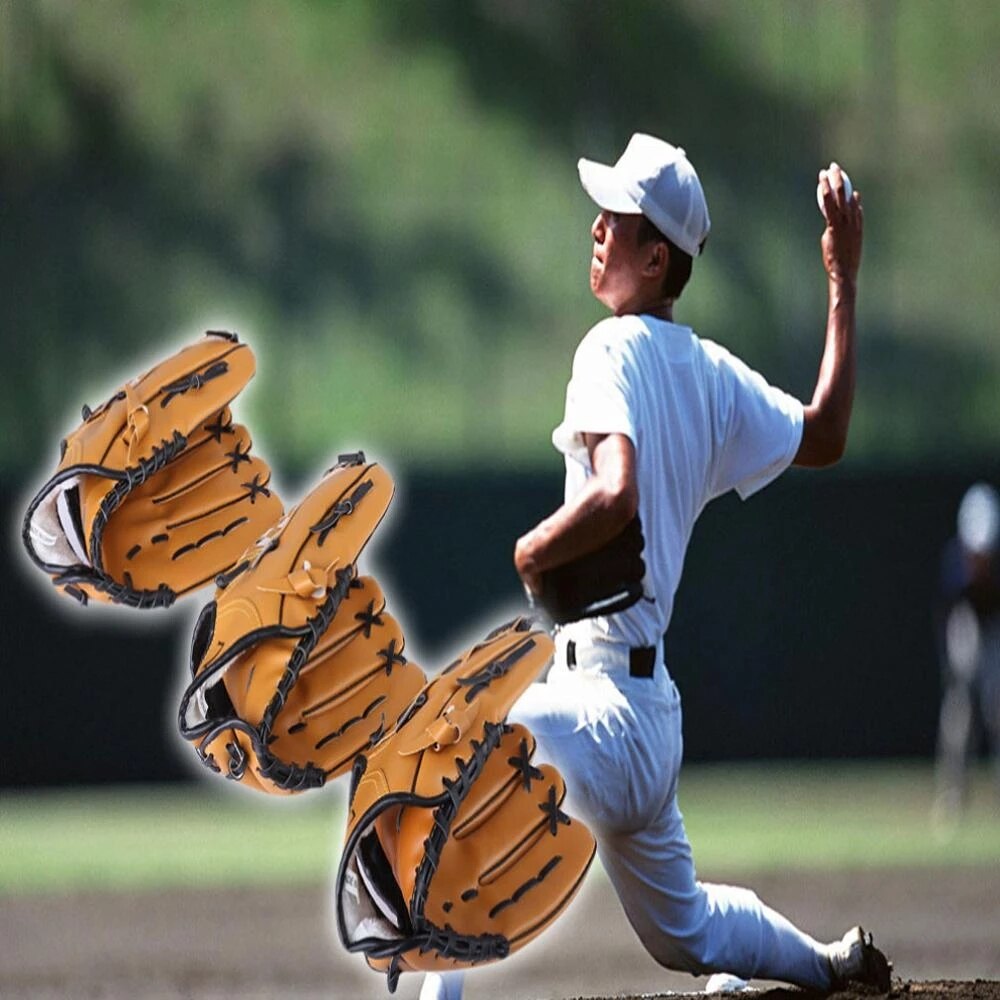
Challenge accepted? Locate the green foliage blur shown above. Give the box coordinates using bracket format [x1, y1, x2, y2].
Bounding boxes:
[4, 1, 999, 475]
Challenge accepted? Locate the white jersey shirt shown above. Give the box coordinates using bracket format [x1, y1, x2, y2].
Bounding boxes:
[552, 314, 804, 649]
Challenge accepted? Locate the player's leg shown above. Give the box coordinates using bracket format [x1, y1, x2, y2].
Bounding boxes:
[935, 602, 981, 815]
[419, 970, 465, 1000]
[977, 625, 1000, 798]
[511, 641, 828, 987]
[934, 676, 974, 817]
[597, 796, 835, 990]
[416, 664, 593, 1000]
[507, 656, 631, 820]
[511, 649, 831, 987]
[588, 671, 834, 990]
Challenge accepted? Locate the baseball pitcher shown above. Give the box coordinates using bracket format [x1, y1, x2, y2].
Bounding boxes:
[421, 134, 890, 1000]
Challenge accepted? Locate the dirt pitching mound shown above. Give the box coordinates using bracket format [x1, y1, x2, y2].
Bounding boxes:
[2, 865, 997, 998]
[577, 983, 1000, 1000]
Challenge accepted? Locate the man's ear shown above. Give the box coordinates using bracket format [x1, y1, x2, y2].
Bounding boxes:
[644, 240, 668, 279]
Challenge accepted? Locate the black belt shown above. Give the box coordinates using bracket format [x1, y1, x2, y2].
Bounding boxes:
[565, 638, 663, 678]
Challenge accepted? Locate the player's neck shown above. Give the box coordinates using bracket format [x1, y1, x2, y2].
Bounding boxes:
[613, 298, 675, 322]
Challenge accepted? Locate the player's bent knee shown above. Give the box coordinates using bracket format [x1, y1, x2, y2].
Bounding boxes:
[648, 939, 711, 976]
[630, 889, 755, 977]
[635, 924, 713, 976]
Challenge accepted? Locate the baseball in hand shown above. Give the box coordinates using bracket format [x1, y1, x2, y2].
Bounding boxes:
[817, 164, 853, 218]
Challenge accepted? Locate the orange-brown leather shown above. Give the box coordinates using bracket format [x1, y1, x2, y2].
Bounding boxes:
[337, 618, 597, 988]
[180, 455, 425, 794]
[21, 332, 282, 608]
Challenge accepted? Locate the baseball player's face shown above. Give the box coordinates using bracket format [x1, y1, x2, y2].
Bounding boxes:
[589, 210, 650, 315]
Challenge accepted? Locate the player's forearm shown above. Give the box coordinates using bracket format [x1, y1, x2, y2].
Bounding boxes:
[515, 475, 637, 583]
[797, 165, 863, 468]
[798, 277, 856, 467]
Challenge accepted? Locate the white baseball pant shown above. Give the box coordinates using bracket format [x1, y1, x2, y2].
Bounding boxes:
[420, 622, 835, 1000]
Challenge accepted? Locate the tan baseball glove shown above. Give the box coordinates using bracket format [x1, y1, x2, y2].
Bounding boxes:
[336, 617, 597, 991]
[21, 331, 283, 609]
[178, 452, 426, 794]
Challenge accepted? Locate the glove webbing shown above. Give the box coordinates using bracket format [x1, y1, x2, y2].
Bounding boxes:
[38, 432, 190, 609]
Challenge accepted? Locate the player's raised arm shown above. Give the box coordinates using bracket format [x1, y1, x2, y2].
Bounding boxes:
[794, 163, 864, 468]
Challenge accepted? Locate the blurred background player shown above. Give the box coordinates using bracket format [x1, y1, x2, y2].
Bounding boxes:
[933, 482, 1000, 825]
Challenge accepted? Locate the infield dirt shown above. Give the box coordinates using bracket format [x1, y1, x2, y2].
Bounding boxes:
[2, 865, 997, 999]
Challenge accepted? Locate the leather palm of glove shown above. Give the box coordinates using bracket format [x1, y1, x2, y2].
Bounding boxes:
[178, 453, 426, 794]
[22, 331, 283, 609]
[337, 617, 597, 992]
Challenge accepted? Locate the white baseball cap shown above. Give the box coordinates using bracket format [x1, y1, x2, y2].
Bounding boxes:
[958, 482, 1000, 554]
[577, 133, 711, 258]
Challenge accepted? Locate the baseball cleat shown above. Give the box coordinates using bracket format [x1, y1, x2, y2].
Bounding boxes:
[705, 972, 752, 993]
[827, 926, 892, 992]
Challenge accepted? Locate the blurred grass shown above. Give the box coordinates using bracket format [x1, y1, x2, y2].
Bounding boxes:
[680, 761, 1000, 875]
[0, 784, 348, 895]
[2, 762, 997, 896]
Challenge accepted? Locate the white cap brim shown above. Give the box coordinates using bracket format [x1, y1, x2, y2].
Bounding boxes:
[577, 158, 642, 214]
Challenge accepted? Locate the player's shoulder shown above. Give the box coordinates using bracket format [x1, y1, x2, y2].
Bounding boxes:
[698, 336, 739, 366]
[577, 314, 698, 361]
[579, 315, 643, 350]
[571, 316, 638, 374]
[697, 336, 761, 382]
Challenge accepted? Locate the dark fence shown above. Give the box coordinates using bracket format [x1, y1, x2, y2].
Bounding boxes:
[4, 463, 993, 787]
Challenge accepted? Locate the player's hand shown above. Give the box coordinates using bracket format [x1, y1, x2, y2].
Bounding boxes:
[819, 163, 863, 287]
[514, 534, 543, 598]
